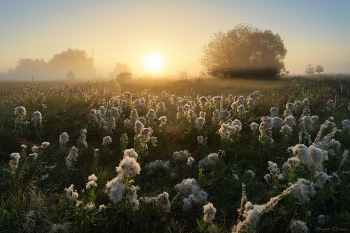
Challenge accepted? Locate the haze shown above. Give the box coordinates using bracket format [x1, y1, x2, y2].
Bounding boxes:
[1, 0, 350, 80]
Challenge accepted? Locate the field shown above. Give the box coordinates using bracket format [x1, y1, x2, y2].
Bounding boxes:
[0, 75, 350, 232]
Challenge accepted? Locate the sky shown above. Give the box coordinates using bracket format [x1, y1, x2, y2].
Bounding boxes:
[1, 0, 350, 78]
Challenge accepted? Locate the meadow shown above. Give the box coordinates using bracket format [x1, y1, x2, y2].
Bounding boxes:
[0, 75, 350, 232]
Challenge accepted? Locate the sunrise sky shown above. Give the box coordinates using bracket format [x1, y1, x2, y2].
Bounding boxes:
[1, 0, 350, 78]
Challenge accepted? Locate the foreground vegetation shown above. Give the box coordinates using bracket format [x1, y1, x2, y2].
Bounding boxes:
[0, 75, 350, 232]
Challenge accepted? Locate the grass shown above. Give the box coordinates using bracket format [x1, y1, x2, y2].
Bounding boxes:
[0, 74, 350, 232]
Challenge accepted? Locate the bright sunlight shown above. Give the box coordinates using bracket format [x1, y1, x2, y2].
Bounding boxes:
[143, 52, 165, 73]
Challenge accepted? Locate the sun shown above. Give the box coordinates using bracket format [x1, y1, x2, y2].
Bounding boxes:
[143, 52, 164, 73]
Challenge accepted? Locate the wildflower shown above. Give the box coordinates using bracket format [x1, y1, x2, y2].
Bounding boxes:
[134, 120, 144, 135]
[342, 119, 350, 130]
[288, 144, 310, 168]
[59, 132, 69, 145]
[207, 153, 219, 164]
[203, 202, 217, 223]
[99, 118, 108, 130]
[116, 156, 141, 176]
[64, 184, 79, 200]
[106, 176, 126, 204]
[187, 157, 194, 166]
[86, 174, 98, 189]
[28, 153, 38, 160]
[264, 174, 271, 182]
[31, 145, 40, 153]
[159, 116, 167, 127]
[250, 122, 259, 131]
[270, 107, 279, 117]
[76, 200, 82, 207]
[99, 204, 107, 211]
[65, 146, 78, 168]
[175, 178, 208, 211]
[289, 178, 316, 202]
[294, 101, 303, 110]
[219, 123, 237, 139]
[280, 125, 292, 135]
[120, 133, 128, 147]
[102, 136, 112, 146]
[142, 192, 171, 212]
[211, 109, 219, 123]
[123, 148, 138, 160]
[300, 116, 313, 130]
[78, 129, 88, 148]
[237, 105, 245, 115]
[88, 109, 99, 123]
[199, 111, 206, 118]
[41, 142, 50, 148]
[196, 116, 205, 129]
[330, 139, 341, 149]
[311, 115, 319, 124]
[245, 170, 255, 178]
[314, 171, 330, 188]
[272, 117, 283, 129]
[156, 102, 166, 113]
[308, 144, 324, 170]
[130, 109, 139, 120]
[31, 111, 42, 127]
[146, 109, 157, 121]
[173, 150, 191, 161]
[286, 103, 294, 111]
[85, 202, 96, 211]
[262, 117, 274, 129]
[221, 110, 231, 121]
[110, 107, 120, 120]
[232, 182, 298, 233]
[9, 153, 21, 170]
[267, 161, 281, 178]
[284, 115, 296, 128]
[151, 137, 157, 147]
[108, 117, 116, 131]
[197, 136, 204, 144]
[231, 102, 238, 111]
[290, 220, 308, 233]
[14, 106, 26, 117]
[188, 110, 197, 124]
[127, 185, 140, 211]
[145, 160, 170, 174]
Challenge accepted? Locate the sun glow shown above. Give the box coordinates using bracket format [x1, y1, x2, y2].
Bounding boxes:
[143, 52, 164, 73]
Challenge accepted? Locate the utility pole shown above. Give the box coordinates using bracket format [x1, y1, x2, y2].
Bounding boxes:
[92, 50, 95, 82]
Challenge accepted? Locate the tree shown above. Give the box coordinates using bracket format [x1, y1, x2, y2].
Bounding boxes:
[116, 71, 132, 83]
[315, 65, 324, 74]
[110, 62, 132, 79]
[200, 24, 287, 79]
[66, 70, 75, 80]
[305, 64, 315, 75]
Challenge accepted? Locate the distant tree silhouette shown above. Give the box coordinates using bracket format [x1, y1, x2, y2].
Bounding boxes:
[315, 65, 324, 74]
[48, 48, 94, 78]
[200, 24, 287, 79]
[305, 64, 315, 75]
[7, 48, 95, 80]
[66, 70, 76, 80]
[109, 62, 132, 79]
[116, 71, 132, 83]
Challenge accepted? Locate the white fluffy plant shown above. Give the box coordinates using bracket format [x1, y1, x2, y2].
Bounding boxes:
[65, 146, 78, 168]
[175, 178, 209, 211]
[105, 152, 141, 210]
[232, 182, 299, 233]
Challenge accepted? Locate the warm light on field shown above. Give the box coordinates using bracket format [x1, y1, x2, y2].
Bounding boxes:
[143, 53, 164, 73]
